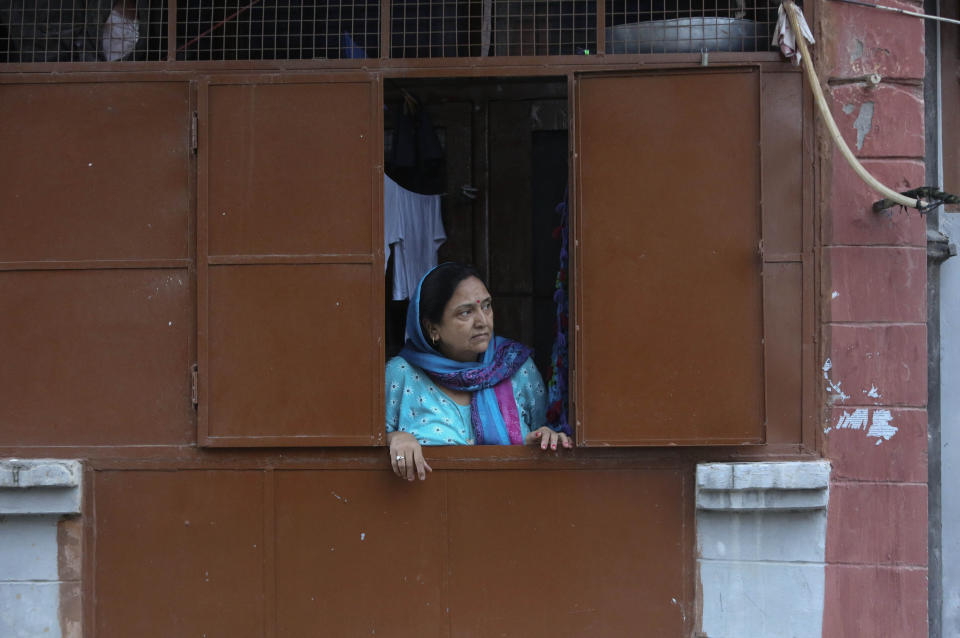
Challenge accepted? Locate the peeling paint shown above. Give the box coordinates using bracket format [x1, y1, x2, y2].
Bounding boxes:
[833, 408, 869, 432]
[826, 407, 897, 444]
[822, 359, 851, 401]
[853, 102, 875, 151]
[832, 291, 840, 299]
[850, 39, 864, 63]
[863, 385, 881, 399]
[866, 409, 897, 444]
[669, 597, 687, 623]
[842, 104, 855, 115]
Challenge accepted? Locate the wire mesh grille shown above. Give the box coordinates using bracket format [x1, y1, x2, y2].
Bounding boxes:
[492, 0, 595, 56]
[605, 0, 777, 53]
[176, 0, 380, 60]
[1, 0, 778, 62]
[390, 0, 480, 57]
[1, 0, 167, 62]
[390, 0, 595, 57]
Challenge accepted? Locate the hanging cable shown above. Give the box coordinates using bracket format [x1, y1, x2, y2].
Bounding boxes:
[829, 0, 960, 27]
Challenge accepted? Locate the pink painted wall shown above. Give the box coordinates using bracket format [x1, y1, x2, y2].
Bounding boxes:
[817, 0, 929, 634]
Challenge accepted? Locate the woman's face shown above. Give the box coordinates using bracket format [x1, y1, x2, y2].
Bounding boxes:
[427, 276, 494, 362]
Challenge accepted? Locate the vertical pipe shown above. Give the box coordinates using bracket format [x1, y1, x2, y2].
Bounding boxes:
[926, 2, 945, 636]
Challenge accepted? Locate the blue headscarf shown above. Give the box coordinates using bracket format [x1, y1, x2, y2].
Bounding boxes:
[398, 265, 532, 445]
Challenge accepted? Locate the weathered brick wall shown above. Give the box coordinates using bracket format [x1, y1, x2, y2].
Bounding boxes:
[817, 0, 929, 634]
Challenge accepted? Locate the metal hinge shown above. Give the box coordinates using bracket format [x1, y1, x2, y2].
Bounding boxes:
[191, 112, 198, 154]
[191, 363, 199, 407]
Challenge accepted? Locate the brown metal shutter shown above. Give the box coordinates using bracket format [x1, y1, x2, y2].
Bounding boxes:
[573, 68, 766, 445]
[197, 74, 383, 446]
[0, 81, 194, 446]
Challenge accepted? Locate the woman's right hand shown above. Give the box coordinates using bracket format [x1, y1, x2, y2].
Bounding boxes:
[387, 431, 433, 481]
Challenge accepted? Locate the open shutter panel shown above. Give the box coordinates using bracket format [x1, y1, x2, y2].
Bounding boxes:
[574, 69, 766, 446]
[198, 75, 383, 447]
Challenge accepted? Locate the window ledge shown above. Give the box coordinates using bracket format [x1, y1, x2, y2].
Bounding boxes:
[0, 459, 82, 515]
[696, 461, 830, 511]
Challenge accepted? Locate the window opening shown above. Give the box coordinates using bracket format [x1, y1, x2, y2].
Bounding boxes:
[383, 77, 571, 442]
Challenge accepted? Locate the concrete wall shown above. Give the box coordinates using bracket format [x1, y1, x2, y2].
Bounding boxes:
[0, 460, 82, 638]
[697, 462, 830, 638]
[818, 0, 930, 634]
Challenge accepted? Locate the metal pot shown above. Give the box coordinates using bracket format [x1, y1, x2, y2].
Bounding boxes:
[605, 17, 768, 54]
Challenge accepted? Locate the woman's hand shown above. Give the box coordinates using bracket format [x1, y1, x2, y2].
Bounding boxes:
[387, 431, 433, 481]
[525, 426, 572, 451]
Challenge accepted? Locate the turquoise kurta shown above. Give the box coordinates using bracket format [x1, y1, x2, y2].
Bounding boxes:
[385, 356, 547, 445]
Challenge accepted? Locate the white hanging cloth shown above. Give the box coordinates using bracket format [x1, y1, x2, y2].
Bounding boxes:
[384, 175, 447, 301]
[772, 3, 815, 66]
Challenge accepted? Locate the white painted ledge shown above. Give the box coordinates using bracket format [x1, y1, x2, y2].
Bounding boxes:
[696, 461, 831, 511]
[0, 459, 82, 515]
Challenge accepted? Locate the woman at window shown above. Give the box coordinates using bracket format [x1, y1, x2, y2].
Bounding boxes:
[386, 263, 571, 481]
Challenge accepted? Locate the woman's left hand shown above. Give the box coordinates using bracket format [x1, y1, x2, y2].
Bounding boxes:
[524, 426, 572, 451]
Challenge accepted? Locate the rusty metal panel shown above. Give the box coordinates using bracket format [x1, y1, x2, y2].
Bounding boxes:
[274, 470, 446, 637]
[761, 72, 804, 256]
[446, 469, 690, 636]
[760, 72, 806, 445]
[763, 263, 803, 444]
[203, 264, 377, 444]
[206, 80, 374, 257]
[0, 82, 190, 262]
[575, 69, 764, 445]
[91, 466, 691, 636]
[0, 269, 193, 445]
[93, 470, 265, 638]
[199, 75, 382, 446]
